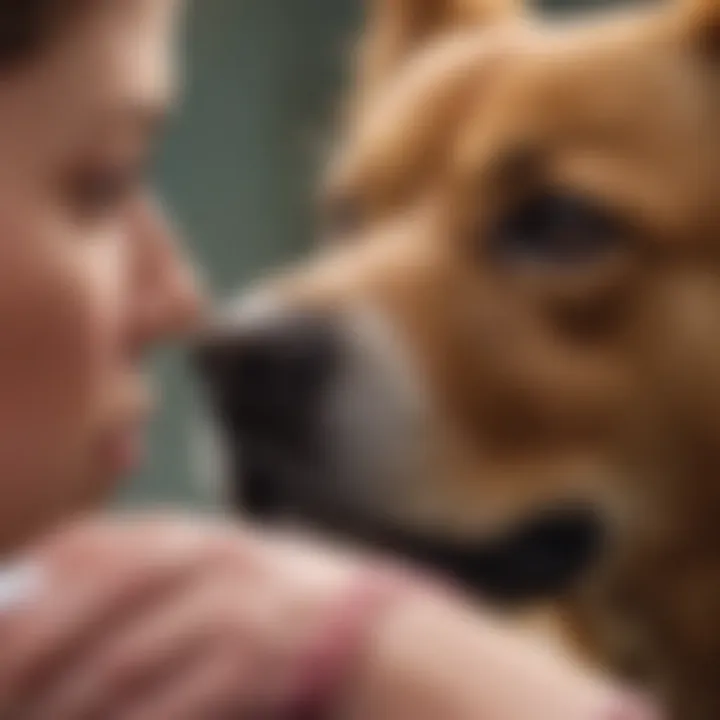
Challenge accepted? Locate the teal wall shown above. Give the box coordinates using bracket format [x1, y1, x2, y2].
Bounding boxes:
[120, 0, 358, 507]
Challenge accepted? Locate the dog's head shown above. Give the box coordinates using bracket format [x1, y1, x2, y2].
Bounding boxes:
[196, 0, 720, 606]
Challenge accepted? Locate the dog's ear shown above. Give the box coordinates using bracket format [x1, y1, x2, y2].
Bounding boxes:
[357, 0, 522, 99]
[678, 0, 720, 58]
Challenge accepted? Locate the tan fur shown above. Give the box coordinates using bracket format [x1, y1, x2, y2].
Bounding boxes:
[356, 0, 525, 107]
[247, 1, 720, 716]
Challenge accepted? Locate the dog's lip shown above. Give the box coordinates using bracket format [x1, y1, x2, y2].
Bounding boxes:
[232, 437, 606, 604]
[291, 501, 605, 603]
[210, 406, 607, 604]
[227, 428, 607, 603]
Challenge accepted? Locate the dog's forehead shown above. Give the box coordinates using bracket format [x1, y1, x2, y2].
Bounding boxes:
[455, 30, 705, 179]
[327, 25, 524, 194]
[488, 27, 699, 129]
[332, 9, 708, 204]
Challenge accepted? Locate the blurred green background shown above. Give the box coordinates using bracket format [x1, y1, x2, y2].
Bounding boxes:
[119, 0, 647, 508]
[120, 0, 359, 507]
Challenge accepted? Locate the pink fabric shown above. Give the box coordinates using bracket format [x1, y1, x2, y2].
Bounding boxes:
[281, 565, 660, 720]
[284, 566, 430, 720]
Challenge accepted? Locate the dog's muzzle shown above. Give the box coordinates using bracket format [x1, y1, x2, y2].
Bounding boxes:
[193, 308, 606, 605]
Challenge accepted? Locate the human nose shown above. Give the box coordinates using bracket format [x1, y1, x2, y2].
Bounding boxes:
[127, 193, 206, 347]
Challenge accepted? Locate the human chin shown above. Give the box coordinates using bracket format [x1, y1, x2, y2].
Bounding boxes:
[91, 377, 155, 482]
[96, 422, 147, 479]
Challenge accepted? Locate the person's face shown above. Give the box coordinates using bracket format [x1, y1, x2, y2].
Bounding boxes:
[0, 0, 201, 550]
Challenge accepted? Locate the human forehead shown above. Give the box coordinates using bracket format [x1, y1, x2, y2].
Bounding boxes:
[0, 0, 181, 161]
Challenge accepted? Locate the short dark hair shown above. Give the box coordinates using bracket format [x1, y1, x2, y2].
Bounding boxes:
[0, 1, 86, 68]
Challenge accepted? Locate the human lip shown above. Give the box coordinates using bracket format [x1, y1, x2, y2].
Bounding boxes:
[98, 420, 148, 477]
[97, 381, 154, 477]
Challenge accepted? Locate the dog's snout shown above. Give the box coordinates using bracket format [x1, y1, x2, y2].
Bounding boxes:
[194, 310, 341, 431]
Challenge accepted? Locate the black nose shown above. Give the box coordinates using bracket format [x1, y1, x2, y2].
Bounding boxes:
[194, 311, 341, 436]
[193, 311, 342, 517]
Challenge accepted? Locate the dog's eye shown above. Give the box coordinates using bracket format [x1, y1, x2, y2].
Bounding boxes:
[489, 192, 620, 267]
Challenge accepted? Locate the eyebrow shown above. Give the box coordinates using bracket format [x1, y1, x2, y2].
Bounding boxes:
[88, 101, 171, 166]
[93, 100, 171, 159]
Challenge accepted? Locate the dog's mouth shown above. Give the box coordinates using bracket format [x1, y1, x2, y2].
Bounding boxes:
[318, 504, 606, 605]
[207, 426, 606, 606]
[291, 501, 604, 606]
[194, 308, 607, 606]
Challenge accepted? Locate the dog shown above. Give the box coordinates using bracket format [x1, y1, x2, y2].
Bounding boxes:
[195, 0, 720, 716]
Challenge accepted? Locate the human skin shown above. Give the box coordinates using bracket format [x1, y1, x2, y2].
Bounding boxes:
[0, 0, 201, 552]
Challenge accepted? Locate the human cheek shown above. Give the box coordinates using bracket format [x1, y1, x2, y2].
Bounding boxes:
[77, 233, 129, 388]
[0, 214, 126, 477]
